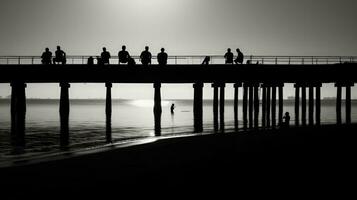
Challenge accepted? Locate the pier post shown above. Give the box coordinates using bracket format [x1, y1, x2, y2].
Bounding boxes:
[10, 82, 27, 148]
[262, 85, 267, 128]
[315, 84, 322, 126]
[272, 86, 277, 128]
[308, 86, 314, 126]
[105, 82, 112, 143]
[212, 83, 219, 132]
[301, 86, 307, 126]
[336, 85, 342, 125]
[193, 83, 204, 133]
[278, 85, 284, 126]
[60, 82, 70, 147]
[266, 86, 271, 128]
[243, 84, 248, 130]
[154, 83, 162, 136]
[219, 83, 226, 132]
[234, 83, 242, 132]
[346, 85, 352, 124]
[294, 84, 300, 126]
[248, 85, 253, 129]
[254, 84, 260, 129]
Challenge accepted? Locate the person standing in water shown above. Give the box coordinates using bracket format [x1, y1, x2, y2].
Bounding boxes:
[170, 104, 175, 114]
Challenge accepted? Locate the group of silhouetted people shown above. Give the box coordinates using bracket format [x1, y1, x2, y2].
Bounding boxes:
[94, 46, 168, 66]
[42, 46, 247, 66]
[41, 46, 67, 65]
[224, 48, 244, 65]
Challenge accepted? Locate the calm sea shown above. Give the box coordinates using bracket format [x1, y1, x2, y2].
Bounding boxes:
[0, 99, 356, 162]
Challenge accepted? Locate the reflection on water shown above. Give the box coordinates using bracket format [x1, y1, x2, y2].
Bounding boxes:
[0, 99, 356, 162]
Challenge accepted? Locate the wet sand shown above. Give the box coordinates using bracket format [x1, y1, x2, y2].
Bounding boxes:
[1, 124, 356, 196]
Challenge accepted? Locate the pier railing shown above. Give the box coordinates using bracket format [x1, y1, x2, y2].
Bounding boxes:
[0, 55, 356, 65]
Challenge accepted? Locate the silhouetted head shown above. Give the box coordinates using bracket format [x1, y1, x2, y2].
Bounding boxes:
[236, 48, 240, 52]
[161, 48, 165, 52]
[145, 46, 149, 51]
[285, 112, 290, 116]
[45, 48, 49, 52]
[227, 48, 231, 52]
[122, 45, 126, 50]
[103, 47, 107, 52]
[57, 46, 61, 50]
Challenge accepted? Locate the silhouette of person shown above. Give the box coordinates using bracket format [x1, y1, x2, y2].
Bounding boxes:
[87, 56, 94, 65]
[53, 46, 66, 65]
[157, 48, 168, 66]
[118, 45, 130, 65]
[202, 56, 210, 65]
[101, 47, 111, 65]
[282, 112, 291, 127]
[41, 48, 52, 65]
[140, 46, 152, 66]
[128, 56, 136, 66]
[96, 56, 103, 65]
[234, 48, 244, 64]
[170, 104, 175, 114]
[224, 48, 234, 64]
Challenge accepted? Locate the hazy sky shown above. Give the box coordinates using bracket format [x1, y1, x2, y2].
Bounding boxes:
[0, 0, 356, 99]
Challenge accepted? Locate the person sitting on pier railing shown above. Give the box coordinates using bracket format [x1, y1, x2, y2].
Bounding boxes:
[202, 56, 210, 65]
[118, 45, 130, 65]
[41, 48, 52, 65]
[234, 48, 244, 64]
[53, 46, 67, 65]
[140, 46, 152, 66]
[87, 56, 94, 65]
[128, 56, 136, 66]
[224, 48, 234, 64]
[157, 48, 168, 66]
[101, 47, 111, 65]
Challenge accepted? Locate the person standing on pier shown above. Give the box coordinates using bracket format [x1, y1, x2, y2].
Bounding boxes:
[118, 45, 130, 65]
[140, 46, 152, 66]
[41, 48, 52, 65]
[53, 46, 66, 65]
[157, 48, 168, 66]
[224, 48, 234, 64]
[234, 48, 244, 64]
[101, 47, 111, 65]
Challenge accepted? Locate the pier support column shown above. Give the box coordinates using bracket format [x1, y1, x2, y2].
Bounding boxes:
[60, 82, 70, 147]
[266, 87, 271, 128]
[212, 83, 219, 132]
[243, 84, 248, 130]
[294, 84, 300, 126]
[301, 86, 307, 126]
[346, 85, 352, 124]
[309, 86, 314, 126]
[315, 84, 322, 126]
[272, 86, 277, 128]
[262, 85, 267, 128]
[336, 85, 342, 125]
[105, 82, 112, 143]
[234, 83, 242, 132]
[262, 84, 267, 128]
[10, 82, 27, 148]
[278, 85, 284, 126]
[154, 83, 162, 136]
[254, 84, 260, 129]
[193, 83, 204, 133]
[248, 85, 253, 129]
[219, 83, 226, 132]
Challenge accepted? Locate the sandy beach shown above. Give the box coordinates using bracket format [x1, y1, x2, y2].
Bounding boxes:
[1, 124, 356, 196]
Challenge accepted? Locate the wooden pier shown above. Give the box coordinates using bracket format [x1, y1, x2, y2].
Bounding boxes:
[1, 63, 356, 147]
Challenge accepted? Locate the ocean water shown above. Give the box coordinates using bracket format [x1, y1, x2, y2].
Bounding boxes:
[0, 99, 356, 162]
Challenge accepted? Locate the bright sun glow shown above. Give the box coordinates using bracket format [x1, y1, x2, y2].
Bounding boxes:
[130, 100, 170, 108]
